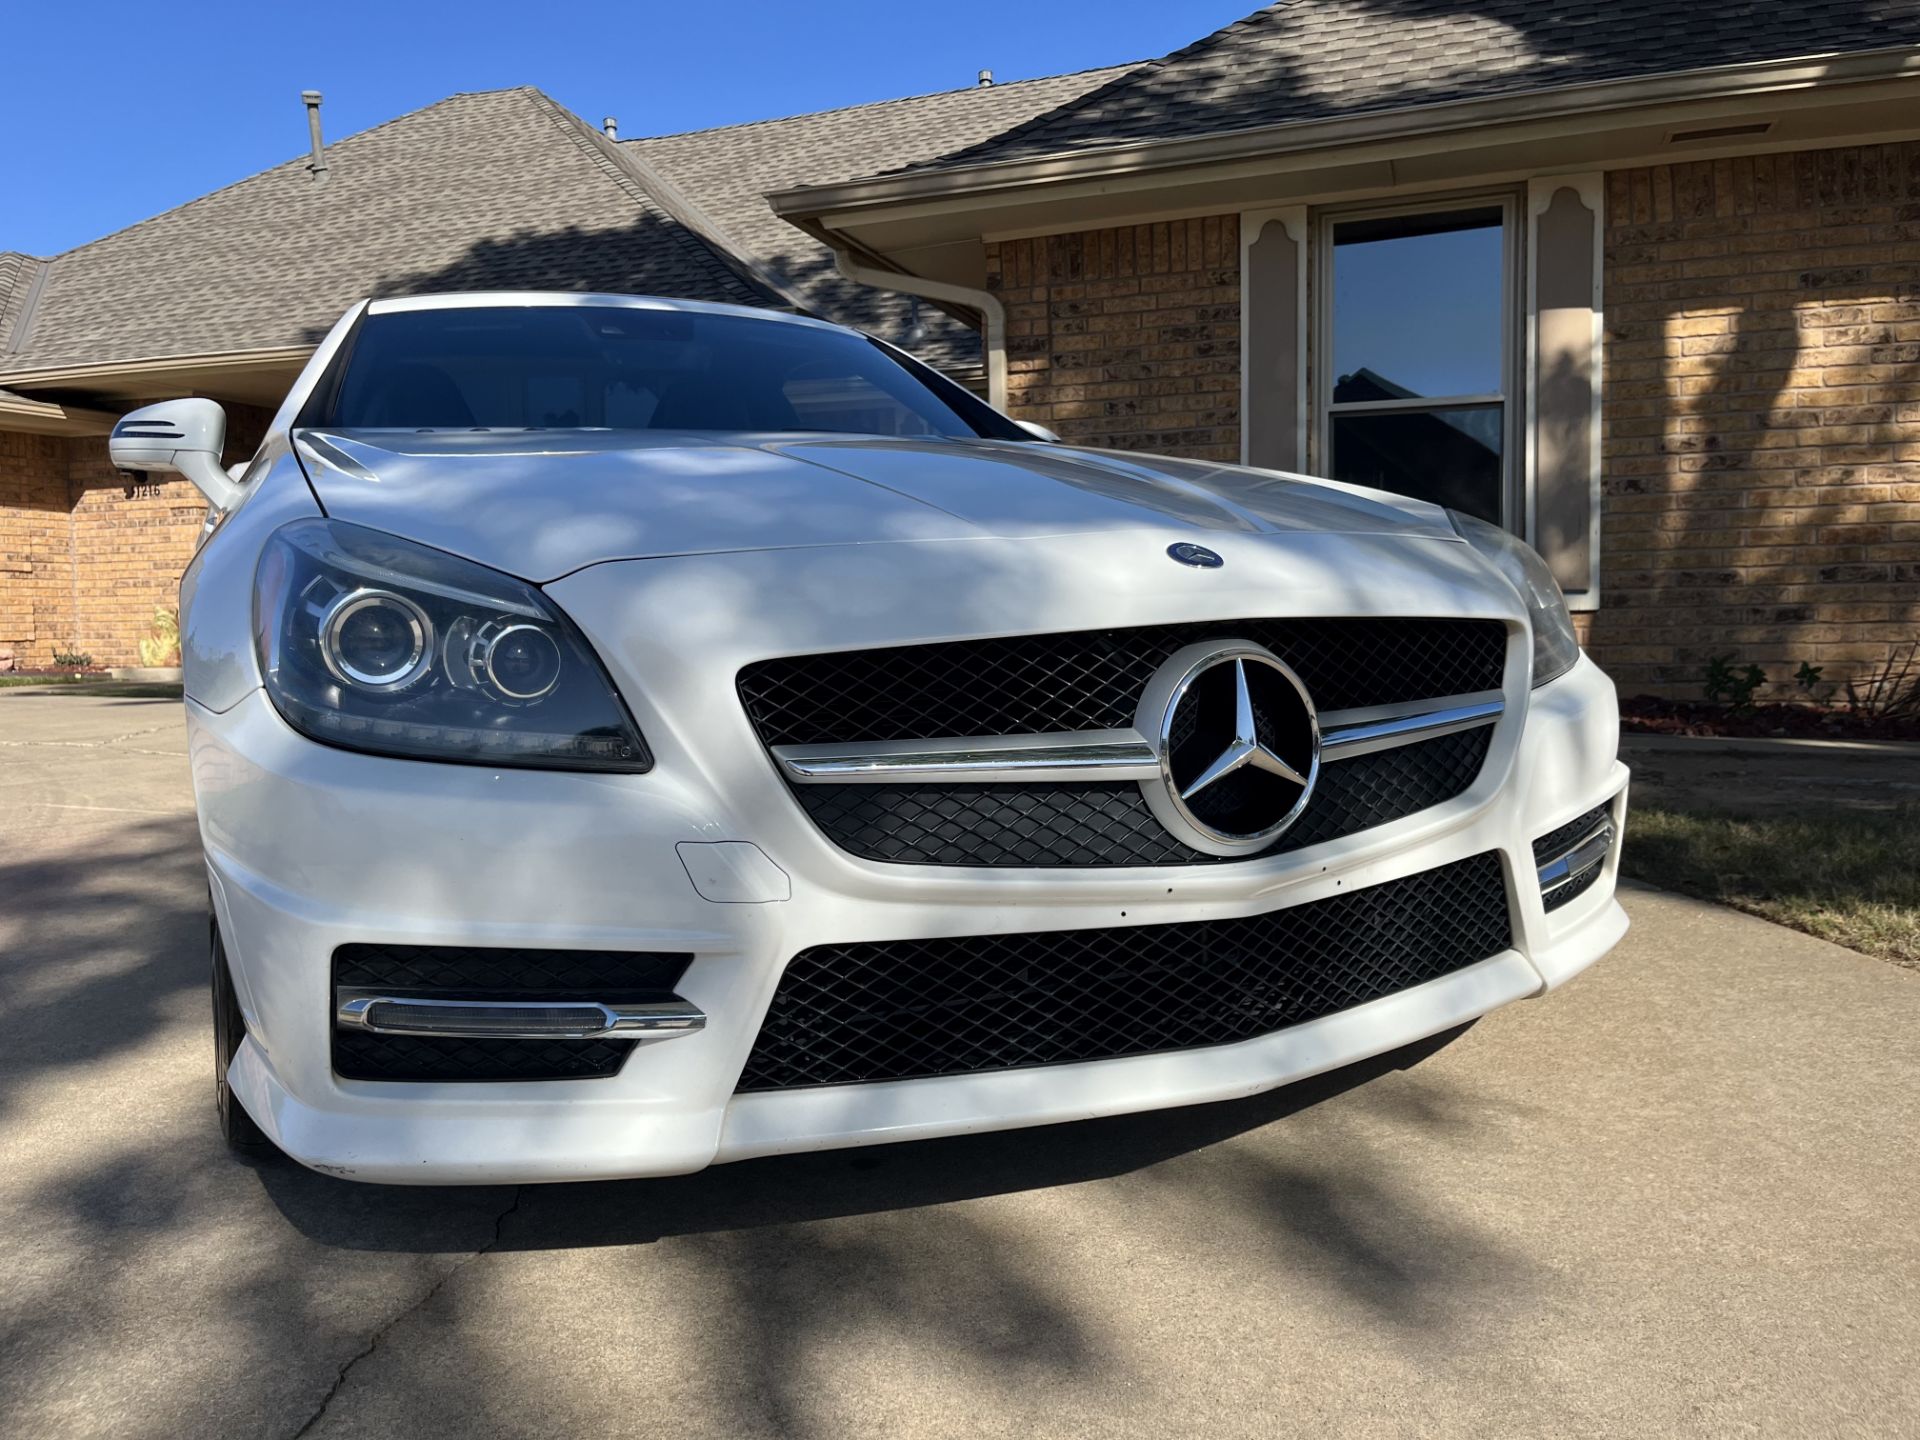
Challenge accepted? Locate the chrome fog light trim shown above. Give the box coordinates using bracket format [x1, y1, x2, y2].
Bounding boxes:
[335, 993, 707, 1041]
[1537, 822, 1615, 896]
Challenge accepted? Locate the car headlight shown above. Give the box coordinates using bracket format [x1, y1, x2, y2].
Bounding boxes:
[1447, 511, 1581, 688]
[253, 518, 650, 770]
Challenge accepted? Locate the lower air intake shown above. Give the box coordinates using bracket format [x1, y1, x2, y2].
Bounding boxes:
[737, 851, 1511, 1092]
[331, 944, 690, 1082]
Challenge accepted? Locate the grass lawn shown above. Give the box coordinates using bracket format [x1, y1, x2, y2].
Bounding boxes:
[1622, 804, 1920, 969]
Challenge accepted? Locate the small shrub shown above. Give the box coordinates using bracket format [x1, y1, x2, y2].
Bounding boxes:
[1703, 654, 1766, 711]
[138, 607, 181, 668]
[1793, 660, 1831, 703]
[51, 647, 94, 671]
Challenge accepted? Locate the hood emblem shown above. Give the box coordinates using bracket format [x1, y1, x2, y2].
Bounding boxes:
[1134, 642, 1320, 856]
[1167, 542, 1224, 569]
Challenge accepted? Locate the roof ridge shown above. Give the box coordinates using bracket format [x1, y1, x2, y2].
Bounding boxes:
[0, 257, 52, 355]
[517, 89, 789, 310]
[631, 61, 1144, 144]
[39, 87, 547, 264]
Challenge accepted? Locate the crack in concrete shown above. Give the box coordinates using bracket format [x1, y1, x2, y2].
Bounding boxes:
[288, 1186, 524, 1439]
[0, 725, 180, 751]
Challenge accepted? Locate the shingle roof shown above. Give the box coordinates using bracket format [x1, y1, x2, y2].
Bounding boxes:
[0, 88, 783, 374]
[630, 66, 1137, 368]
[915, 0, 1920, 171]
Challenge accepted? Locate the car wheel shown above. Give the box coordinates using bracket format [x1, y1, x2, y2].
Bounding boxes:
[211, 912, 273, 1153]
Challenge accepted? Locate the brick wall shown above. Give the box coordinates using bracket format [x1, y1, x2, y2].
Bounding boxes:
[1592, 140, 1920, 696]
[987, 216, 1241, 461]
[0, 406, 269, 669]
[0, 429, 74, 664]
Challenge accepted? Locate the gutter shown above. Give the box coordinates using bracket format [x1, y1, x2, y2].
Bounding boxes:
[0, 390, 118, 435]
[771, 44, 1920, 219]
[0, 345, 315, 393]
[828, 246, 1007, 408]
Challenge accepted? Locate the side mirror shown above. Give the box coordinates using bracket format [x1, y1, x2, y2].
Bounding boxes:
[109, 399, 243, 511]
[1013, 419, 1062, 444]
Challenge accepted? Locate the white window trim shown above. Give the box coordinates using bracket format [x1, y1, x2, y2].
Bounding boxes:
[1525, 174, 1606, 612]
[1238, 205, 1309, 472]
[1310, 191, 1526, 529]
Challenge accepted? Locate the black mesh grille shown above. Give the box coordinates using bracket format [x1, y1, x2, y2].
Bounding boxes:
[333, 1031, 641, 1084]
[332, 945, 690, 1083]
[738, 618, 1507, 746]
[795, 726, 1492, 867]
[737, 851, 1512, 1091]
[1531, 805, 1612, 866]
[1534, 803, 1615, 914]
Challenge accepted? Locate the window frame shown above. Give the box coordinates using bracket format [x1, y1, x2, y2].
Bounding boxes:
[1310, 191, 1526, 528]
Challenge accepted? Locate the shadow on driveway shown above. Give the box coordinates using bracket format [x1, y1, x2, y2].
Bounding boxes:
[255, 1022, 1476, 1255]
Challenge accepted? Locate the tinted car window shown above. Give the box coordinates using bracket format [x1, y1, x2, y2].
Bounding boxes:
[307, 305, 1021, 440]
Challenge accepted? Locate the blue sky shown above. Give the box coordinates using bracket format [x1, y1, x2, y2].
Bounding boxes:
[3, 2, 1252, 257]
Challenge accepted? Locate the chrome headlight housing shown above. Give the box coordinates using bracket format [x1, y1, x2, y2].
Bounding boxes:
[1448, 511, 1581, 688]
[254, 519, 650, 770]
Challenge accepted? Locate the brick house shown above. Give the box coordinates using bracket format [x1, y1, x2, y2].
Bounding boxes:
[5, 2, 1919, 696]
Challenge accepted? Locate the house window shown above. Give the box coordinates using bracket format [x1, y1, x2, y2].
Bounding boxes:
[1317, 200, 1516, 525]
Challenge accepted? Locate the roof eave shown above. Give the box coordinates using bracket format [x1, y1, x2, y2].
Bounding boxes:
[770, 44, 1920, 220]
[0, 345, 316, 393]
[0, 390, 120, 436]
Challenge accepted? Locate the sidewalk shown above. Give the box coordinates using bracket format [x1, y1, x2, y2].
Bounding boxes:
[1620, 731, 1920, 817]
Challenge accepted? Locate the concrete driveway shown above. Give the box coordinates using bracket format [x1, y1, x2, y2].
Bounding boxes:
[2, 692, 1916, 1438]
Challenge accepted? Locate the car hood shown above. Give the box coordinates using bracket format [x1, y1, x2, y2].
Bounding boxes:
[291, 429, 1455, 581]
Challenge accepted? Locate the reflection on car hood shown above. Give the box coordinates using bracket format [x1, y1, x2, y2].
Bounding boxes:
[291, 429, 1456, 581]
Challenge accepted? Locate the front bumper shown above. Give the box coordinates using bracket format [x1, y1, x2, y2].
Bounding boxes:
[195, 654, 1628, 1185]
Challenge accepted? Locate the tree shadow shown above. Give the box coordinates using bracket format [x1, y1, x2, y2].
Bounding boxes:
[1585, 145, 1920, 698]
[0, 812, 205, 1121]
[919, 1, 1914, 170]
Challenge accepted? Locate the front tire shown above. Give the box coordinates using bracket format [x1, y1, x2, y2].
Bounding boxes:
[211, 913, 273, 1153]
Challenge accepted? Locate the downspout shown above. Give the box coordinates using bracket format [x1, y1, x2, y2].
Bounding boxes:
[830, 250, 1007, 409]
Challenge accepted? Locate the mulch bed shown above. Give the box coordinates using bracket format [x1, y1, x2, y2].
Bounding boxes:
[1621, 694, 1920, 742]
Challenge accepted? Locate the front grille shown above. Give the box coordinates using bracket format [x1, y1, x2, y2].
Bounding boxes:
[738, 618, 1507, 746]
[332, 944, 690, 1083]
[736, 851, 1511, 1091]
[796, 725, 1492, 867]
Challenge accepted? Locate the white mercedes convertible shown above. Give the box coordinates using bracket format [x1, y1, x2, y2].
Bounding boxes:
[113, 292, 1627, 1184]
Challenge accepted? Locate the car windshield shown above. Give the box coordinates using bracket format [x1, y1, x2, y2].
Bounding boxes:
[303, 304, 1023, 440]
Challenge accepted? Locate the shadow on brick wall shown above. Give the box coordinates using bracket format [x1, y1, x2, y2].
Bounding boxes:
[1587, 143, 1920, 700]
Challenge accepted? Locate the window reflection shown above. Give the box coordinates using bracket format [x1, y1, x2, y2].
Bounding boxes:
[1329, 409, 1502, 522]
[1324, 204, 1509, 523]
[1332, 208, 1503, 400]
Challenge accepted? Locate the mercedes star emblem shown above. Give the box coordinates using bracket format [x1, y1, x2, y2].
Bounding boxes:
[1134, 641, 1320, 855]
[1166, 542, 1224, 568]
[1179, 658, 1311, 797]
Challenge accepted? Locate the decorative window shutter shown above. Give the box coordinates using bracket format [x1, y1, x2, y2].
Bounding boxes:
[1526, 176, 1604, 609]
[1241, 207, 1308, 472]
